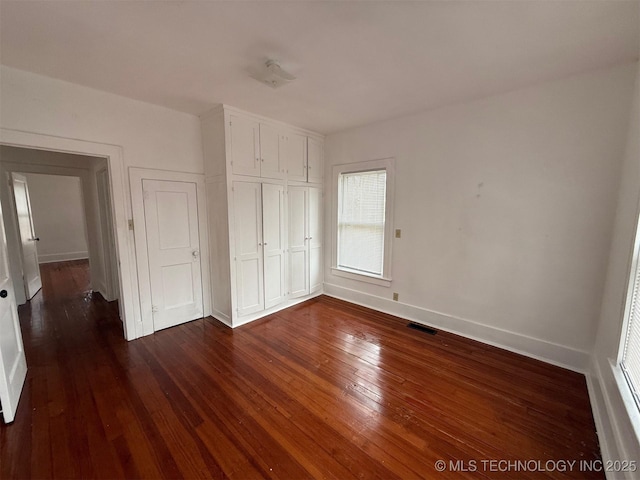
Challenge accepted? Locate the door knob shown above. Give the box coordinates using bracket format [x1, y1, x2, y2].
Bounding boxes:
[0, 290, 7, 298]
[32, 237, 40, 242]
[192, 250, 200, 259]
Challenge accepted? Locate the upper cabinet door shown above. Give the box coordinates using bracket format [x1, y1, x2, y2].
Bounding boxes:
[307, 137, 323, 184]
[259, 123, 284, 179]
[229, 115, 260, 177]
[286, 133, 307, 182]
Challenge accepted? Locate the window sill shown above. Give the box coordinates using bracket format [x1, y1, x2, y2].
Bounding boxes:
[331, 267, 392, 287]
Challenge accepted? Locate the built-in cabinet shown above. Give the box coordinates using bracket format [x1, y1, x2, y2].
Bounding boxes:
[289, 186, 322, 298]
[202, 105, 324, 327]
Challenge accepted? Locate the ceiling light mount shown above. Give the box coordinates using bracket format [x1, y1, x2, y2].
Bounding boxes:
[252, 59, 296, 89]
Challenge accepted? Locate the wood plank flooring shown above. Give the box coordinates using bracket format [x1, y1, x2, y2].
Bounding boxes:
[1, 260, 603, 479]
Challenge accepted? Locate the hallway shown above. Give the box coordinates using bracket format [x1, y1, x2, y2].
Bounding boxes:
[1, 261, 603, 479]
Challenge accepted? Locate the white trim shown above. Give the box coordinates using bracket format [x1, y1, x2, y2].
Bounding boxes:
[0, 128, 139, 340]
[324, 282, 590, 372]
[588, 357, 640, 479]
[230, 291, 323, 328]
[330, 267, 391, 287]
[129, 167, 212, 336]
[332, 158, 395, 286]
[38, 251, 89, 264]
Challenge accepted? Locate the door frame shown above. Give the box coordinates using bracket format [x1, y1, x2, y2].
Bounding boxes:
[130, 167, 211, 335]
[0, 128, 139, 340]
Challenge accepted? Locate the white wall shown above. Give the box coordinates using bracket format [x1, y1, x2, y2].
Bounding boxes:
[324, 63, 638, 371]
[0, 66, 203, 174]
[588, 60, 640, 475]
[23, 173, 89, 264]
[0, 66, 204, 334]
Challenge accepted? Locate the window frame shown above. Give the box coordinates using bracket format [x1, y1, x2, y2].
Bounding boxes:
[331, 158, 395, 287]
[614, 209, 640, 444]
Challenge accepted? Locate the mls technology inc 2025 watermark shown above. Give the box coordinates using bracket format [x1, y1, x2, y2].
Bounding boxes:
[434, 459, 637, 474]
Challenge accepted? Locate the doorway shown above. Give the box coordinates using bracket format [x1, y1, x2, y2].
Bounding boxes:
[0, 146, 119, 313]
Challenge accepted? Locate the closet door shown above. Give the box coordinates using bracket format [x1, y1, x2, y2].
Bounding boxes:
[307, 137, 324, 183]
[229, 115, 260, 177]
[286, 133, 307, 182]
[309, 187, 323, 294]
[259, 123, 284, 179]
[262, 183, 286, 309]
[288, 186, 309, 298]
[233, 182, 264, 315]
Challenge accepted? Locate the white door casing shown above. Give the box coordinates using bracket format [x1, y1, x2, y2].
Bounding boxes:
[143, 179, 203, 331]
[11, 173, 42, 299]
[0, 199, 27, 423]
[288, 186, 309, 298]
[233, 181, 264, 315]
[262, 183, 286, 309]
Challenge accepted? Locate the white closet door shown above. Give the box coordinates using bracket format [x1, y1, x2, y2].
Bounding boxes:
[309, 187, 323, 293]
[233, 182, 264, 315]
[307, 137, 324, 184]
[259, 123, 284, 179]
[262, 184, 286, 309]
[143, 180, 203, 331]
[288, 186, 309, 298]
[0, 200, 27, 424]
[230, 115, 260, 177]
[11, 173, 41, 299]
[286, 133, 307, 182]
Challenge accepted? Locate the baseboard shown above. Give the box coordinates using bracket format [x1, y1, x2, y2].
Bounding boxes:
[228, 291, 323, 329]
[324, 283, 590, 373]
[38, 251, 88, 264]
[210, 308, 232, 327]
[586, 362, 619, 480]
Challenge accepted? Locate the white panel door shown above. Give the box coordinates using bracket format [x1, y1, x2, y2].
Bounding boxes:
[11, 173, 41, 300]
[233, 182, 264, 315]
[262, 183, 286, 309]
[309, 187, 323, 293]
[285, 133, 307, 182]
[230, 114, 260, 177]
[288, 186, 309, 298]
[143, 179, 203, 331]
[307, 137, 324, 184]
[259, 123, 284, 179]
[0, 199, 27, 423]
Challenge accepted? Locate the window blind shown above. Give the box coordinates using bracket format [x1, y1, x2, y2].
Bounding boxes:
[622, 257, 640, 410]
[337, 169, 386, 276]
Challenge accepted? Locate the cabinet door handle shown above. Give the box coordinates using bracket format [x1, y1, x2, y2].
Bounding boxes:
[263, 242, 268, 246]
[256, 158, 260, 162]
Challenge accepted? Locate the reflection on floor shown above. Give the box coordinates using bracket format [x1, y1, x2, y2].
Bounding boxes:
[1, 259, 603, 479]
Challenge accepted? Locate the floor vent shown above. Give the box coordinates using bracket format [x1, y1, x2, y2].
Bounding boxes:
[407, 323, 438, 335]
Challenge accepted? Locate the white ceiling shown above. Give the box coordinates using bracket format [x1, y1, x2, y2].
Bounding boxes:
[0, 1, 638, 134]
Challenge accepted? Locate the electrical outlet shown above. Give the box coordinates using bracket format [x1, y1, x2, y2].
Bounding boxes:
[395, 229, 401, 238]
[393, 292, 399, 301]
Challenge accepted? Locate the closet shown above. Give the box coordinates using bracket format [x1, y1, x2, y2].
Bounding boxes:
[202, 105, 324, 327]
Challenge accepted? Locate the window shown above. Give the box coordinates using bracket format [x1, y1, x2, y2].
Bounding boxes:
[332, 159, 394, 286]
[621, 251, 640, 411]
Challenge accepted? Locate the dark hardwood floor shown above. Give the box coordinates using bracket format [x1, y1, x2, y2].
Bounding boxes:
[1, 260, 603, 479]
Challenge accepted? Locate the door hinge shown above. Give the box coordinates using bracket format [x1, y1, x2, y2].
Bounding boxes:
[128, 219, 134, 231]
[151, 305, 159, 314]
